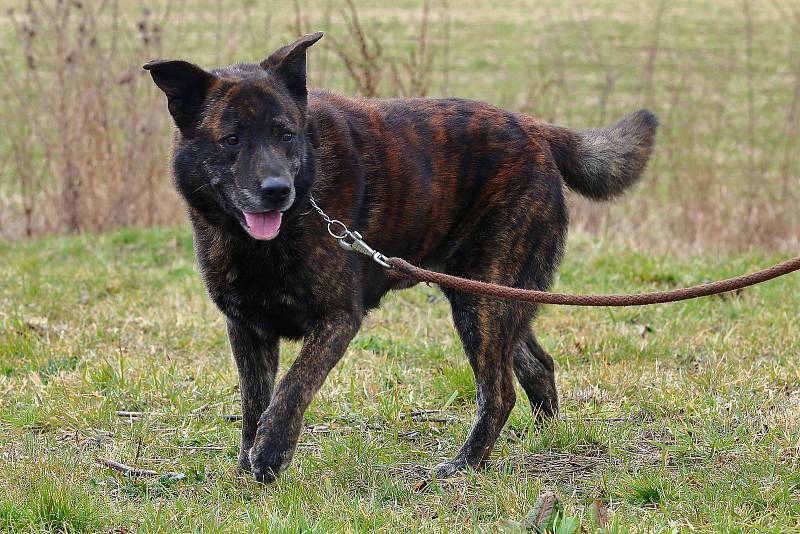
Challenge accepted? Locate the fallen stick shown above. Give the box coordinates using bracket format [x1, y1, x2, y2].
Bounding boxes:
[97, 457, 184, 480]
[403, 410, 458, 423]
[114, 411, 243, 423]
[114, 411, 143, 418]
[175, 445, 227, 451]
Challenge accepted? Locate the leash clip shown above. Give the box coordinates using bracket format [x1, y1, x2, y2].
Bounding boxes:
[338, 231, 392, 269]
[306, 195, 392, 269]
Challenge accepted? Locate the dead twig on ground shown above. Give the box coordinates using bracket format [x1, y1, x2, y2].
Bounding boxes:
[97, 456, 184, 480]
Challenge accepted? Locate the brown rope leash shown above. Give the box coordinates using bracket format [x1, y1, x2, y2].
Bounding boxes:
[385, 255, 800, 306]
[305, 195, 800, 306]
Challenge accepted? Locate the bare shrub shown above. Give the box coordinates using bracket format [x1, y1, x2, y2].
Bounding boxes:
[564, 1, 799, 253]
[325, 0, 448, 98]
[389, 0, 436, 97]
[325, 0, 385, 97]
[0, 1, 797, 253]
[0, 1, 177, 238]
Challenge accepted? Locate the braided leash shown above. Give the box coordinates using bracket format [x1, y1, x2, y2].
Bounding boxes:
[306, 196, 800, 306]
[384, 256, 800, 306]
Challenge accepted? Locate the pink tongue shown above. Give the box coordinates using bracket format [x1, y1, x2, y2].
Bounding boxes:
[243, 211, 282, 240]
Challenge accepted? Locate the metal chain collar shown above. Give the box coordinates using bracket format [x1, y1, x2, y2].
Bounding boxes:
[303, 195, 392, 268]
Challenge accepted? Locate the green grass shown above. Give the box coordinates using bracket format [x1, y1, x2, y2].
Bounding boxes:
[1, 226, 799, 532]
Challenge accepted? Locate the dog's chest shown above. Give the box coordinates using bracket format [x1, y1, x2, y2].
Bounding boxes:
[197, 239, 319, 339]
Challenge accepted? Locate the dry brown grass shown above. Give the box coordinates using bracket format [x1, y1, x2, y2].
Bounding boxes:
[0, 0, 798, 253]
[0, 1, 179, 236]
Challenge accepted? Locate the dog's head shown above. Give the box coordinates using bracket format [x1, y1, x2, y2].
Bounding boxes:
[144, 32, 323, 240]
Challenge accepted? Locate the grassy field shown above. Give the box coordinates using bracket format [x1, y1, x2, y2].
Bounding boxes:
[2, 1, 800, 532]
[1, 227, 799, 532]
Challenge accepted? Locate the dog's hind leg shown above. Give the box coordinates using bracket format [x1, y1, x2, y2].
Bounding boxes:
[513, 329, 558, 418]
[433, 292, 520, 478]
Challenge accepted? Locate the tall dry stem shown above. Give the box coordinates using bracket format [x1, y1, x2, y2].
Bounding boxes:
[326, 0, 385, 97]
[0, 1, 176, 237]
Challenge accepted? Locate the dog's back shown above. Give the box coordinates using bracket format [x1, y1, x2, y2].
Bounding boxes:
[306, 91, 657, 285]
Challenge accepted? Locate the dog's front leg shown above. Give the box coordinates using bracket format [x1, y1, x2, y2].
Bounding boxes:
[227, 320, 279, 472]
[249, 310, 360, 483]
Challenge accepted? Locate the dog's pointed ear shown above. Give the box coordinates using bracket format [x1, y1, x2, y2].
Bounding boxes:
[260, 32, 323, 107]
[143, 60, 216, 130]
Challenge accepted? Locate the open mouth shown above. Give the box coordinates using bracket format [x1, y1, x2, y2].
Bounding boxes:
[243, 211, 283, 240]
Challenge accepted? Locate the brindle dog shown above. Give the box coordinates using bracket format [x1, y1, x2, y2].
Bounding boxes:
[144, 32, 657, 483]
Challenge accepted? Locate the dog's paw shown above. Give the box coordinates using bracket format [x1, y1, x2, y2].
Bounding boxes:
[237, 446, 253, 473]
[248, 439, 294, 484]
[431, 458, 468, 480]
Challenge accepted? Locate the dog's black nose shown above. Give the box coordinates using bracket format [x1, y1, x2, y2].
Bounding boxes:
[260, 177, 291, 200]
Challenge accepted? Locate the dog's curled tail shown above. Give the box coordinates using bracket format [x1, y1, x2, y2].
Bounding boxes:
[544, 109, 659, 200]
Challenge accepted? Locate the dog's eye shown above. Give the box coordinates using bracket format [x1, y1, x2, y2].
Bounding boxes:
[221, 135, 240, 146]
[281, 131, 294, 142]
